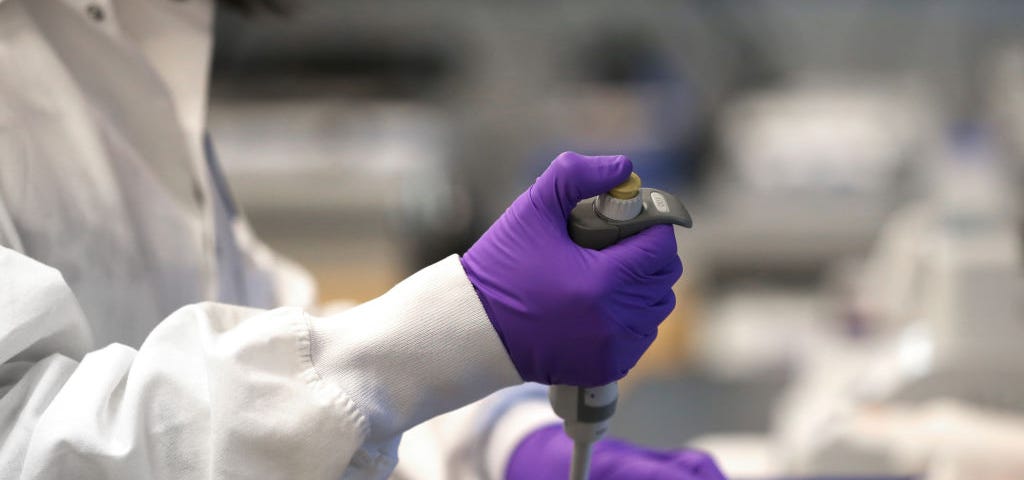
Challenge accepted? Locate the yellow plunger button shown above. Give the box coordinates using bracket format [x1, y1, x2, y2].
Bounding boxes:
[609, 172, 641, 199]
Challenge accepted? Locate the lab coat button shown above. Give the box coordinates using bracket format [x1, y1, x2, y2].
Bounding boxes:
[192, 183, 205, 205]
[85, 4, 105, 21]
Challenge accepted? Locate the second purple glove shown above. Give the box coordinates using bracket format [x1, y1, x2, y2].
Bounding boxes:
[461, 151, 683, 387]
[506, 424, 727, 480]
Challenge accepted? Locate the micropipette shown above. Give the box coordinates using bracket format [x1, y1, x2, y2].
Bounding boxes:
[550, 172, 692, 480]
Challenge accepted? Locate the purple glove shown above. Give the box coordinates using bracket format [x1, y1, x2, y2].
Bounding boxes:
[461, 152, 682, 386]
[507, 424, 727, 480]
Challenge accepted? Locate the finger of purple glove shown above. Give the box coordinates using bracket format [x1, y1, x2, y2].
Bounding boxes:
[533, 152, 633, 219]
[601, 224, 680, 275]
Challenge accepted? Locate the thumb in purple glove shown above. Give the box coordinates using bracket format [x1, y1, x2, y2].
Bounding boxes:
[461, 151, 683, 387]
[506, 424, 727, 480]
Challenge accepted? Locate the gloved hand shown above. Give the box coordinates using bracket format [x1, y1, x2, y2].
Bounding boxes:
[461, 151, 682, 387]
[506, 424, 727, 480]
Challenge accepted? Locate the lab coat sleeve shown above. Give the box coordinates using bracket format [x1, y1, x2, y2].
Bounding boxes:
[308, 255, 524, 448]
[0, 247, 522, 480]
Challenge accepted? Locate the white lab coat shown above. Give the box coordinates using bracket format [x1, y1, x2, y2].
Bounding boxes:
[0, 0, 556, 478]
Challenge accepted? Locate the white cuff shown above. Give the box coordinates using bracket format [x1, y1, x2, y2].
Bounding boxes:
[308, 254, 522, 444]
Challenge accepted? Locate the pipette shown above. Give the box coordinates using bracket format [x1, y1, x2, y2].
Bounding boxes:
[550, 172, 692, 480]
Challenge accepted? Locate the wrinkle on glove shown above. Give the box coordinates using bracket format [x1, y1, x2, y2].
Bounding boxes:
[506, 424, 727, 480]
[462, 151, 683, 387]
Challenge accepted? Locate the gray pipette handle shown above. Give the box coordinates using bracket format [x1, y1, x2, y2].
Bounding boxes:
[549, 383, 618, 480]
[550, 180, 692, 480]
[568, 188, 692, 250]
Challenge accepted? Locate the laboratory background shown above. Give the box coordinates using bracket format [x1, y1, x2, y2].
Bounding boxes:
[209, 1, 1024, 478]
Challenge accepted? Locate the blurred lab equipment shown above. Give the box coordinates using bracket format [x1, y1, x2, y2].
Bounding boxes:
[207, 98, 465, 298]
[694, 124, 1024, 480]
[691, 79, 934, 275]
[780, 126, 1023, 474]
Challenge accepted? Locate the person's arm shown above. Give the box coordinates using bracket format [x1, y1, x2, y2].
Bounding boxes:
[0, 246, 518, 479]
[3, 150, 722, 479]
